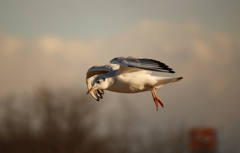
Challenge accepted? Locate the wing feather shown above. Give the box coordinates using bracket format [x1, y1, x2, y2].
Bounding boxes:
[110, 57, 175, 73]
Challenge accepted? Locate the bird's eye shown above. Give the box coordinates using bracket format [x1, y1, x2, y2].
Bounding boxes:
[96, 80, 100, 84]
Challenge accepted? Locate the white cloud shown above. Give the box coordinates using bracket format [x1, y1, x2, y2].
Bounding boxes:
[37, 36, 62, 55]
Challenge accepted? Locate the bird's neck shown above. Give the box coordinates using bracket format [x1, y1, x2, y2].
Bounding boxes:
[104, 71, 116, 90]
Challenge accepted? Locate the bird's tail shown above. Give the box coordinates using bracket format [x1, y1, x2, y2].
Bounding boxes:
[155, 76, 183, 88]
[170, 77, 183, 82]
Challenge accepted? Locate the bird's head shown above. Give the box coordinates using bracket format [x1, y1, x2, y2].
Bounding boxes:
[87, 76, 108, 94]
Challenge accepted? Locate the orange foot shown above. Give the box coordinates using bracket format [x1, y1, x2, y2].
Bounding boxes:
[151, 88, 164, 111]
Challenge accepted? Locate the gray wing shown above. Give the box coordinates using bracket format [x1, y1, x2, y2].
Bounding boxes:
[86, 64, 119, 101]
[110, 56, 175, 73]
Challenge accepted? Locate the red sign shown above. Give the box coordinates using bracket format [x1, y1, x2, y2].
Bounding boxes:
[190, 127, 217, 152]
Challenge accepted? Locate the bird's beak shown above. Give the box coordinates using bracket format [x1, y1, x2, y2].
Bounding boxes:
[86, 87, 95, 95]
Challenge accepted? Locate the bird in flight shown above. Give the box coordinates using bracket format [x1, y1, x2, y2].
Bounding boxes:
[86, 57, 183, 111]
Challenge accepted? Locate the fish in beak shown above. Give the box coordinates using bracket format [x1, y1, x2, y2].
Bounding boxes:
[86, 87, 95, 95]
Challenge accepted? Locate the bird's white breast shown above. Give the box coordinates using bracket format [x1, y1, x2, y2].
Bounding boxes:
[107, 72, 156, 93]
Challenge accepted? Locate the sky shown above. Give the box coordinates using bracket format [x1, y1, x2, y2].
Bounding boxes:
[1, 1, 240, 38]
[1, 0, 240, 152]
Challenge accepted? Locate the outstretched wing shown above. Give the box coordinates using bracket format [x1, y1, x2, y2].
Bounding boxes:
[110, 56, 175, 74]
[86, 64, 119, 101]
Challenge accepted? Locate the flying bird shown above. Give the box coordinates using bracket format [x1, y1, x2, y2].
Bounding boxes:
[86, 57, 183, 111]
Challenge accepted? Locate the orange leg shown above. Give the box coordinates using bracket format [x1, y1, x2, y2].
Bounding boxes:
[151, 88, 164, 111]
[151, 89, 159, 111]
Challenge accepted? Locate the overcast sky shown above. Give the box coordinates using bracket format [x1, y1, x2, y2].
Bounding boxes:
[1, 0, 240, 38]
[1, 1, 240, 152]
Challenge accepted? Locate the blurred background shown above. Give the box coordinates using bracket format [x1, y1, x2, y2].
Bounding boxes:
[0, 0, 240, 152]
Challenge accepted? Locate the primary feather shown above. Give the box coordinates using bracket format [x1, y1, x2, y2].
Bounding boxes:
[110, 56, 175, 73]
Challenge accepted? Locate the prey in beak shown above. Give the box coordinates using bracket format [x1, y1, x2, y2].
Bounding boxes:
[86, 87, 95, 95]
